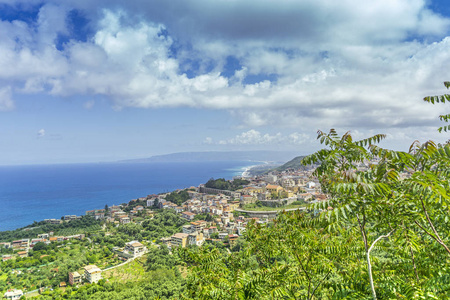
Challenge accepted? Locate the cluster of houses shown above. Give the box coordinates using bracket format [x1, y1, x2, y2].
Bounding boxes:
[145, 168, 330, 249]
[155, 171, 323, 217]
[162, 217, 246, 249]
[85, 204, 154, 226]
[78, 168, 327, 251]
[1, 233, 86, 262]
[79, 168, 326, 250]
[43, 215, 82, 225]
[239, 170, 327, 203]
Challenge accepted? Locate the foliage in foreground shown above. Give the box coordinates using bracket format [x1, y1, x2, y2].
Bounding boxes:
[182, 129, 450, 299]
[33, 268, 183, 300]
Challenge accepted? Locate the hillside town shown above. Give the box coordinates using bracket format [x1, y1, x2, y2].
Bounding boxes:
[0, 165, 327, 297]
[85, 167, 326, 247]
[0, 157, 421, 298]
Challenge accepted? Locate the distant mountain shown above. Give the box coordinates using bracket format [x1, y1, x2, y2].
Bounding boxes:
[249, 155, 312, 175]
[119, 151, 300, 163]
[274, 155, 307, 171]
[247, 155, 312, 176]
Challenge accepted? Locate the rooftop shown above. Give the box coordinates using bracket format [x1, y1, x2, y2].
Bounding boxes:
[84, 265, 102, 273]
[172, 233, 189, 239]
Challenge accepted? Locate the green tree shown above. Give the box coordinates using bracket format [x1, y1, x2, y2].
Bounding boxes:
[302, 129, 450, 299]
[165, 190, 190, 206]
[302, 129, 398, 299]
[181, 213, 360, 299]
[423, 81, 450, 132]
[33, 241, 48, 251]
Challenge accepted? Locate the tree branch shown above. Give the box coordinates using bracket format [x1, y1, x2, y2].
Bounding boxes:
[414, 220, 450, 255]
[310, 269, 332, 300]
[366, 229, 395, 300]
[420, 198, 450, 255]
[367, 230, 395, 256]
[356, 213, 368, 251]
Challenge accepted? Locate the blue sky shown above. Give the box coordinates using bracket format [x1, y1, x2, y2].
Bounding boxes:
[1, 0, 450, 165]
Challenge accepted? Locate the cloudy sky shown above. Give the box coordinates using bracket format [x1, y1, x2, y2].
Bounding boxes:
[1, 0, 450, 165]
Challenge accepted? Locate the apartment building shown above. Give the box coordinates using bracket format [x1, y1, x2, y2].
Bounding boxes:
[124, 241, 146, 258]
[83, 265, 102, 283]
[170, 233, 189, 248]
[68, 271, 82, 285]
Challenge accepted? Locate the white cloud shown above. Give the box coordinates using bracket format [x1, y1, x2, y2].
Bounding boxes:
[217, 129, 311, 145]
[0, 1, 449, 140]
[0, 87, 14, 111]
[288, 132, 309, 144]
[37, 129, 45, 138]
[36, 4, 69, 45]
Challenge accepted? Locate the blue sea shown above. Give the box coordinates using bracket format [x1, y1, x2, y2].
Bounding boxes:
[0, 161, 253, 231]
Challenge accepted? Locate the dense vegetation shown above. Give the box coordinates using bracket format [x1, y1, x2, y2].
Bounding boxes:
[146, 245, 178, 271]
[0, 216, 101, 242]
[90, 210, 187, 246]
[182, 128, 450, 299]
[205, 178, 250, 191]
[140, 210, 187, 241]
[35, 256, 184, 299]
[164, 190, 190, 206]
[193, 213, 214, 222]
[0, 238, 121, 293]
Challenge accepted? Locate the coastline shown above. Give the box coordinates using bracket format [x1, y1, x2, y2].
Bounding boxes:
[0, 160, 256, 232]
[240, 161, 282, 177]
[240, 161, 269, 177]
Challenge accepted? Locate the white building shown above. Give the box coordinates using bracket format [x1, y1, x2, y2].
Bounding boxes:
[306, 181, 316, 189]
[147, 198, 157, 207]
[171, 233, 189, 248]
[3, 289, 23, 300]
[124, 241, 146, 258]
[182, 225, 194, 234]
[84, 265, 102, 283]
[188, 232, 205, 247]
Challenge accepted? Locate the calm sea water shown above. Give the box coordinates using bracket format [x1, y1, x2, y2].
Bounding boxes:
[0, 161, 253, 231]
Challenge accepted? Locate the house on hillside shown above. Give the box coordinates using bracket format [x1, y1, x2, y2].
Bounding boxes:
[3, 289, 23, 300]
[171, 233, 189, 248]
[240, 194, 256, 206]
[119, 216, 131, 224]
[181, 211, 196, 221]
[68, 271, 82, 285]
[124, 241, 146, 258]
[84, 265, 102, 283]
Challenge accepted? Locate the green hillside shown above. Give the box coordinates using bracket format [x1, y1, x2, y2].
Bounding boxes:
[274, 155, 306, 171]
[247, 156, 310, 176]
